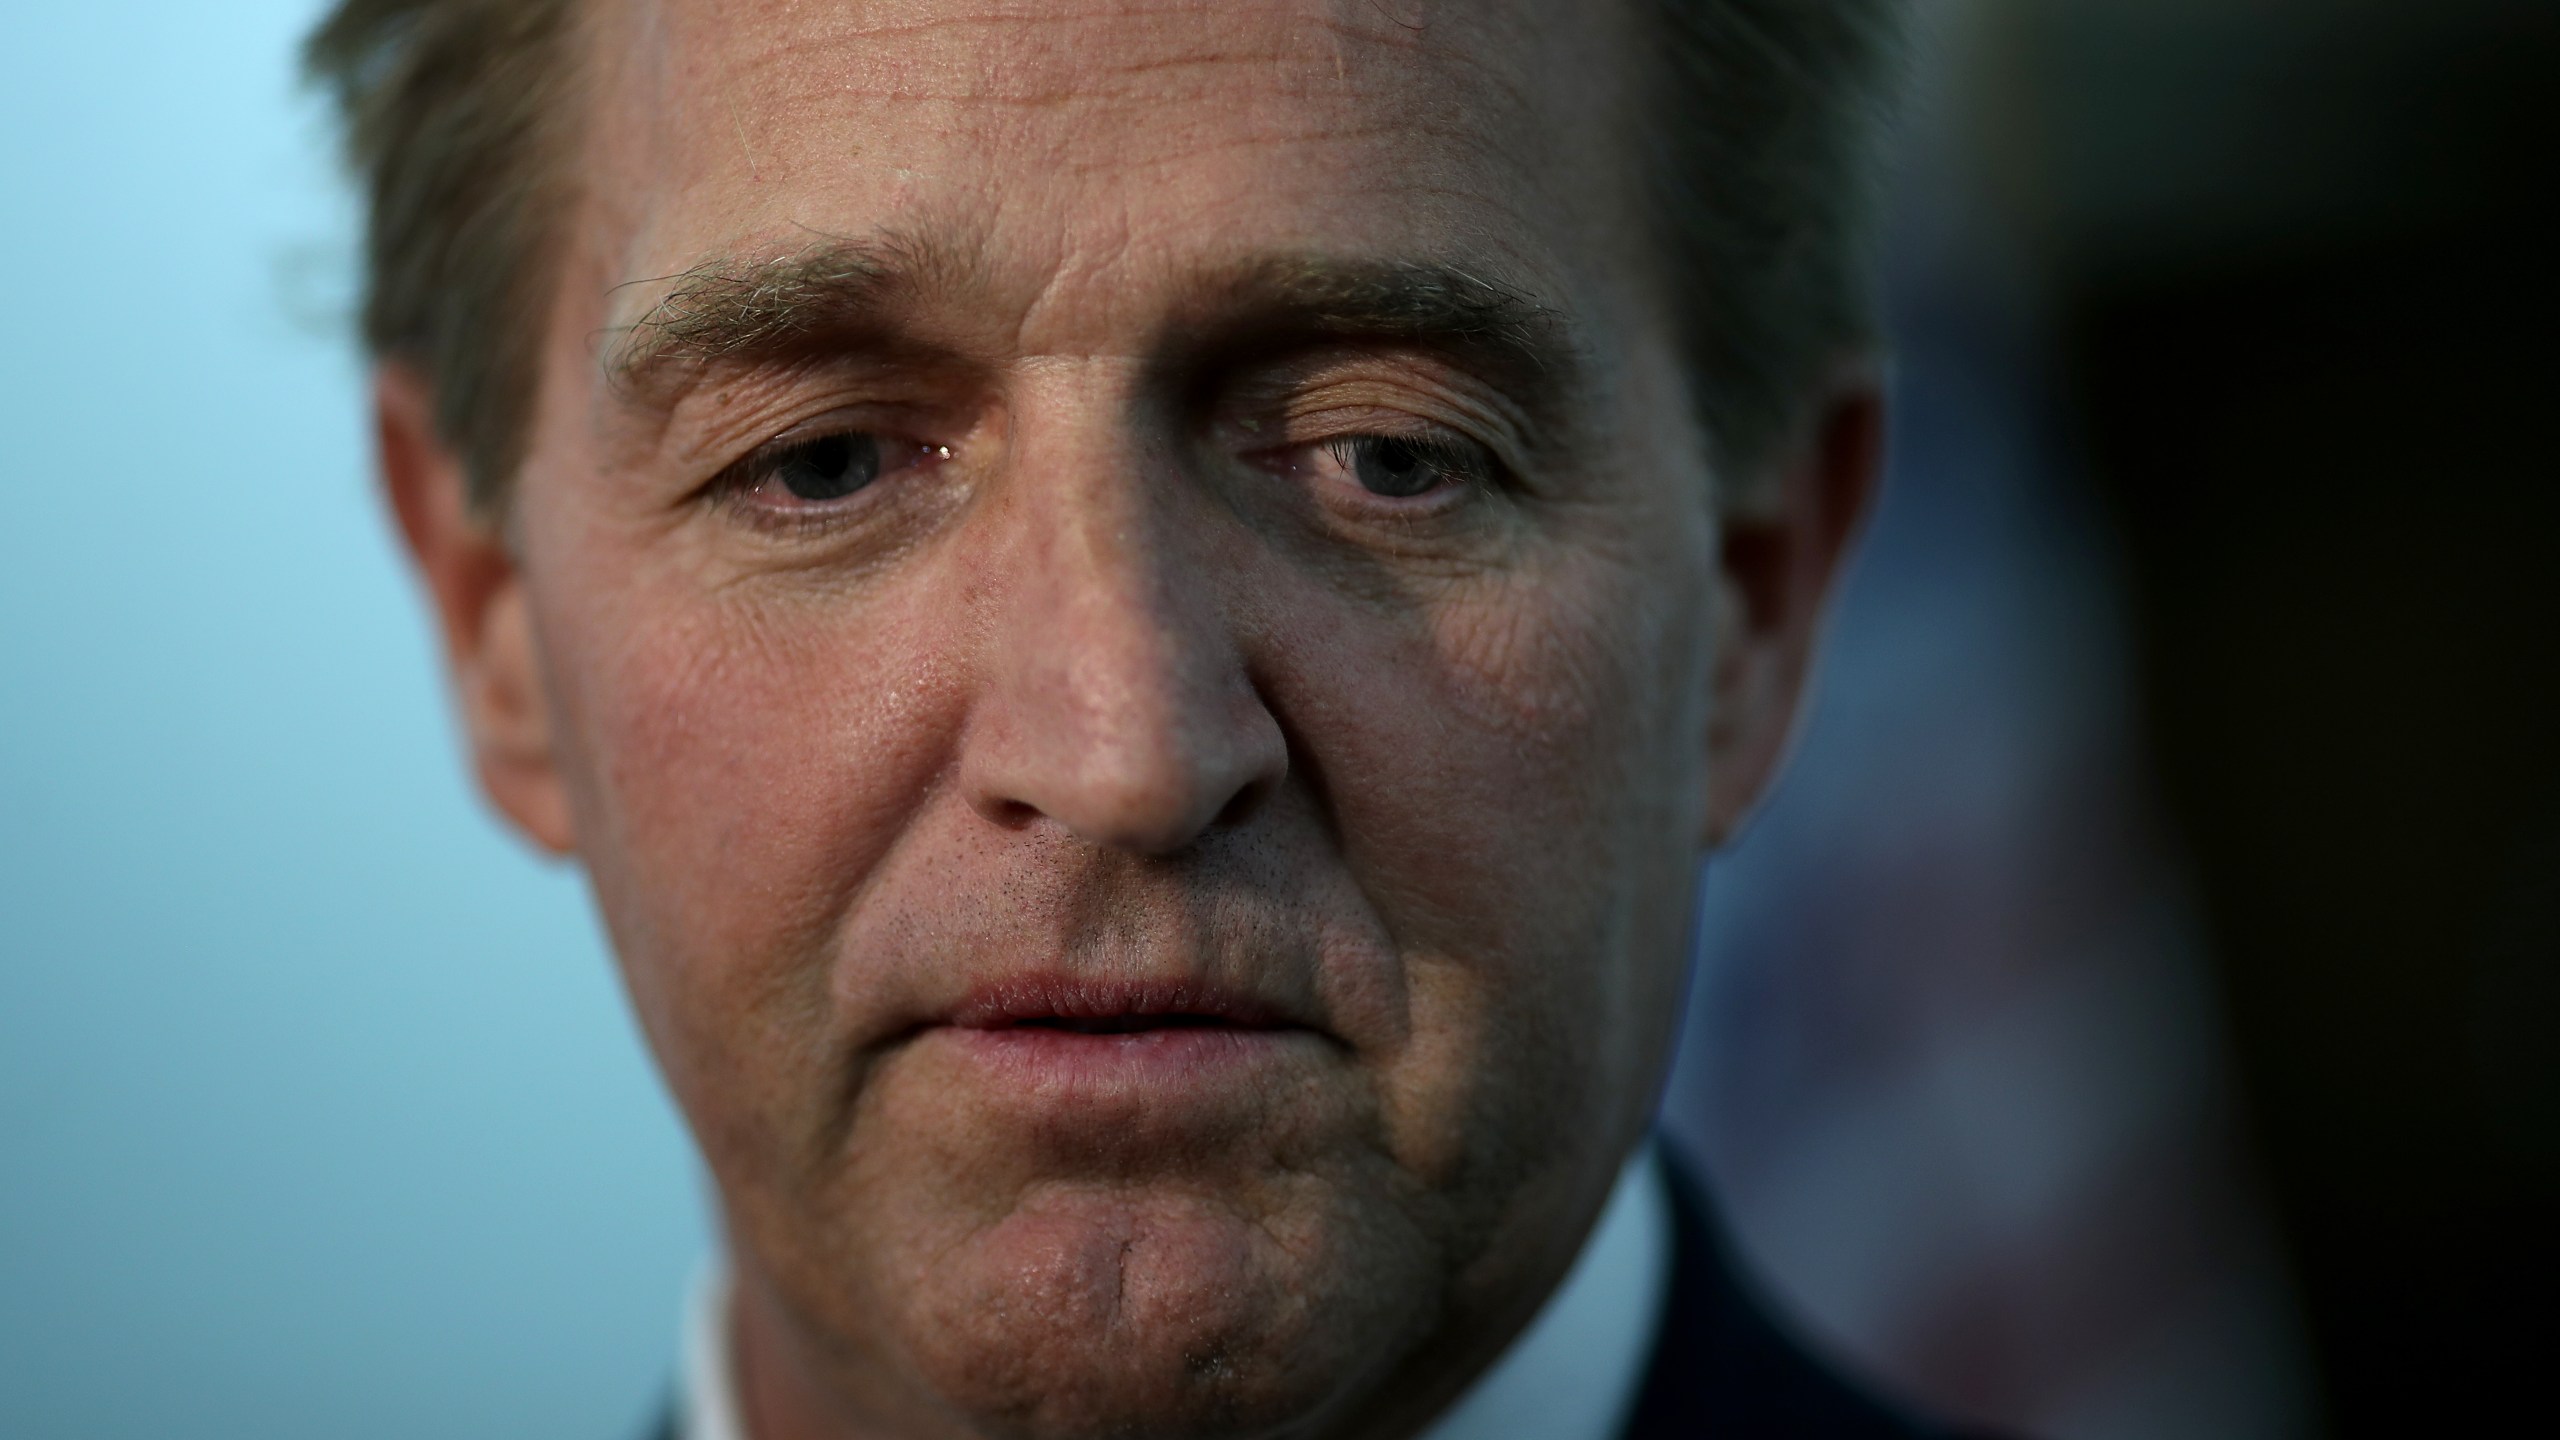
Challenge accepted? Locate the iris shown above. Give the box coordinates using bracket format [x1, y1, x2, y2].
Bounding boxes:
[775, 432, 881, 501]
[1353, 436, 1440, 498]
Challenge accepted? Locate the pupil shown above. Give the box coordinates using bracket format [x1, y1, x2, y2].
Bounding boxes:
[780, 433, 881, 501]
[1356, 438, 1437, 498]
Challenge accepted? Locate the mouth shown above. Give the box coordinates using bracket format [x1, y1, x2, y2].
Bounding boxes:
[921, 975, 1324, 1085]
[944, 976, 1302, 1036]
[1011, 1013, 1244, 1036]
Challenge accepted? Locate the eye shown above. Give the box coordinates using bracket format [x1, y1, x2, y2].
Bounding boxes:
[718, 427, 950, 515]
[1317, 434, 1493, 500]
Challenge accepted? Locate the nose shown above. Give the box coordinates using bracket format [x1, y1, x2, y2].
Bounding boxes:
[960, 428, 1288, 857]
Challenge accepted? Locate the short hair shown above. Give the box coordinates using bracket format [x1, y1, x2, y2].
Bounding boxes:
[307, 0, 1906, 513]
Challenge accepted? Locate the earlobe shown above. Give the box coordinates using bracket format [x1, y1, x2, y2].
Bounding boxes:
[1699, 365, 1887, 849]
[374, 365, 579, 856]
[1700, 568, 1786, 850]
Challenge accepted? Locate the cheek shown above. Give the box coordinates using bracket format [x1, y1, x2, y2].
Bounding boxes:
[1352, 543, 1706, 918]
[602, 609, 939, 917]
[1278, 519, 1713, 1164]
[532, 559, 965, 1123]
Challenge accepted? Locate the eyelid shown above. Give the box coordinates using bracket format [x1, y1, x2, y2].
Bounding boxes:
[1317, 431, 1492, 479]
[1232, 382, 1529, 483]
[1253, 410, 1510, 491]
[706, 409, 938, 495]
[672, 369, 969, 472]
[1230, 350, 1535, 440]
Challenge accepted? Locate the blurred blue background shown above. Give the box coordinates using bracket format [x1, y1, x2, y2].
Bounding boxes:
[0, 5, 705, 1436]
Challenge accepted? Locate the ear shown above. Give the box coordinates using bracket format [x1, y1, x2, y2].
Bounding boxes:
[375, 364, 578, 856]
[1702, 363, 1886, 848]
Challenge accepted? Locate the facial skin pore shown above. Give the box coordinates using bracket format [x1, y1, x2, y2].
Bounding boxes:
[376, 2, 1880, 1437]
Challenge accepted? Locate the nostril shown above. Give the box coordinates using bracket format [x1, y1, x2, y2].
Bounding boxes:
[981, 796, 1044, 831]
[1211, 775, 1269, 832]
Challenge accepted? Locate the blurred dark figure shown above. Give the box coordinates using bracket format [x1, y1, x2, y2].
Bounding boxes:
[2006, 1, 2560, 1432]
[1666, 4, 2308, 1433]
[1668, 2, 2553, 1437]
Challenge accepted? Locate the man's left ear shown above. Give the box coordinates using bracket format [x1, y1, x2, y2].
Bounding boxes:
[374, 363, 580, 857]
[1701, 361, 1886, 848]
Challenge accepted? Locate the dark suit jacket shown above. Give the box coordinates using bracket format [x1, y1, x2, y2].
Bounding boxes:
[648, 1149, 1992, 1440]
[1622, 1154, 1982, 1438]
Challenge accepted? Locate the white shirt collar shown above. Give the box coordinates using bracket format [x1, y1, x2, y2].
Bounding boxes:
[681, 1147, 1671, 1440]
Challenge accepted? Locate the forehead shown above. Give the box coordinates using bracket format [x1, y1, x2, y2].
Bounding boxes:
[580, 0, 1643, 330]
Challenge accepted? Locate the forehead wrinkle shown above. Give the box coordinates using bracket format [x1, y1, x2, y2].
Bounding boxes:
[597, 0, 1607, 256]
[577, 0, 1626, 395]
[652, 0, 1547, 122]
[1055, 116, 1525, 188]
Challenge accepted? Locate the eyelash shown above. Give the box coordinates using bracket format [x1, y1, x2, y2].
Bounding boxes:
[1254, 423, 1505, 522]
[1317, 433, 1494, 494]
[709, 426, 949, 525]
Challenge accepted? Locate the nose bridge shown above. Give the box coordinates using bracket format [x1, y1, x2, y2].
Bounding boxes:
[1029, 428, 1206, 724]
[965, 383, 1284, 854]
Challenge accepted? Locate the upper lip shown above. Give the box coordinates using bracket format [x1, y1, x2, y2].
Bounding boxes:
[942, 974, 1302, 1034]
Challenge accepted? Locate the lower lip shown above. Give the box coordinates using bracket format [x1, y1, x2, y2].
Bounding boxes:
[931, 1024, 1312, 1089]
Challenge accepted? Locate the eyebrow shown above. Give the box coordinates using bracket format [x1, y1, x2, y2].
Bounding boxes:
[603, 237, 1584, 416]
[1176, 254, 1584, 418]
[604, 238, 925, 396]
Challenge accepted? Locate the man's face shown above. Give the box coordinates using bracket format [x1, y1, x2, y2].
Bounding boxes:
[399, 1, 1836, 1435]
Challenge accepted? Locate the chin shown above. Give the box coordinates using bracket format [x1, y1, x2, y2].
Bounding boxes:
[890, 1181, 1442, 1440]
